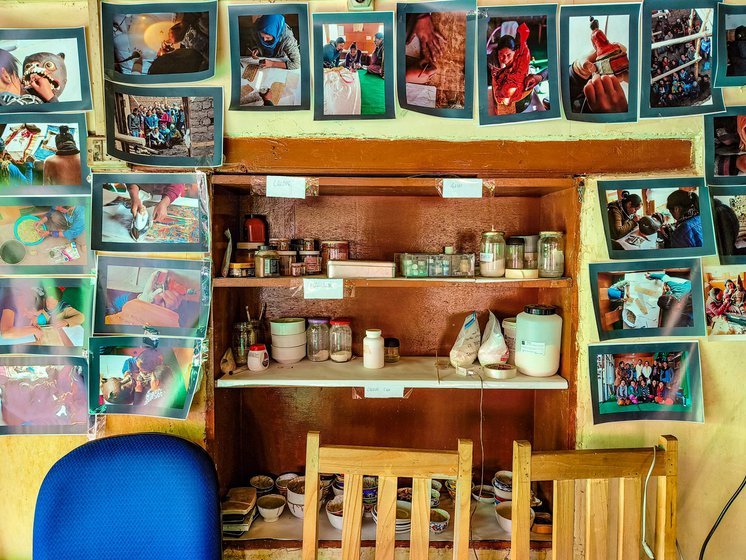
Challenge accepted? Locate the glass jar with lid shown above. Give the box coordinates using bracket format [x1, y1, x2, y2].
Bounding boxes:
[538, 231, 565, 278]
[307, 318, 330, 362]
[232, 321, 259, 366]
[480, 230, 506, 277]
[506, 237, 525, 270]
[329, 319, 353, 363]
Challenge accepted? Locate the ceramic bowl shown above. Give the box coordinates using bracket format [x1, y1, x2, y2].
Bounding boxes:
[287, 500, 304, 519]
[275, 473, 300, 498]
[362, 476, 378, 500]
[325, 495, 345, 530]
[257, 494, 286, 522]
[394, 487, 438, 506]
[271, 344, 306, 365]
[431, 480, 443, 494]
[492, 470, 513, 492]
[250, 474, 275, 496]
[286, 476, 306, 507]
[494, 501, 534, 533]
[472, 484, 496, 503]
[271, 332, 307, 348]
[320, 473, 335, 489]
[332, 483, 344, 496]
[429, 508, 450, 534]
[445, 479, 457, 500]
[430, 488, 441, 508]
[270, 318, 306, 336]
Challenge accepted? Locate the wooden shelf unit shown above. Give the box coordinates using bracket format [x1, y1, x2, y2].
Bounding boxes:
[213, 276, 573, 289]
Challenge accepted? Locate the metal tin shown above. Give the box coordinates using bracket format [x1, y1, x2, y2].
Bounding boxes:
[302, 238, 317, 251]
[299, 250, 322, 274]
[290, 262, 306, 277]
[320, 240, 349, 265]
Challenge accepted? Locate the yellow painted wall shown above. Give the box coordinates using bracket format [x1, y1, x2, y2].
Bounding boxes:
[0, 1, 744, 559]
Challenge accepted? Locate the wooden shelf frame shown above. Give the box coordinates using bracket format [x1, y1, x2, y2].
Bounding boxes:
[213, 276, 573, 289]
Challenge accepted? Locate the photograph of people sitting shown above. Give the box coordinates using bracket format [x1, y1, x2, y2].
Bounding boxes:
[724, 13, 746, 78]
[710, 113, 746, 178]
[704, 269, 746, 335]
[712, 193, 746, 259]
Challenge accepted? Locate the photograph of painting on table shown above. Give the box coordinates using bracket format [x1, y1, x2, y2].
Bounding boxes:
[398, 0, 475, 117]
[590, 258, 705, 340]
[314, 12, 394, 120]
[95, 255, 210, 338]
[92, 172, 209, 253]
[88, 336, 202, 420]
[703, 267, 746, 336]
[598, 178, 715, 260]
[0, 277, 92, 356]
[589, 341, 703, 424]
[0, 114, 88, 194]
[715, 4, 746, 87]
[0, 355, 89, 435]
[101, 1, 216, 84]
[0, 27, 91, 113]
[705, 106, 746, 184]
[230, 4, 309, 110]
[479, 5, 559, 126]
[641, 0, 722, 118]
[0, 196, 91, 275]
[711, 187, 746, 263]
[105, 81, 223, 168]
[560, 4, 639, 123]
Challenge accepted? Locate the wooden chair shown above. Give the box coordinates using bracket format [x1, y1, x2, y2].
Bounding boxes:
[302, 432, 473, 560]
[511, 435, 678, 560]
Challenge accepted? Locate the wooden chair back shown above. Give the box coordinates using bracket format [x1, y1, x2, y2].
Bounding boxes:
[302, 432, 473, 560]
[511, 435, 678, 560]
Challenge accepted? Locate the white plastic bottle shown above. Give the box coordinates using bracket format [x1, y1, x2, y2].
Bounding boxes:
[514, 305, 562, 377]
[363, 329, 385, 369]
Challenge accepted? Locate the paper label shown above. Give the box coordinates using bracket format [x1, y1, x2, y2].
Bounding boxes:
[441, 178, 483, 198]
[480, 252, 494, 263]
[266, 175, 307, 199]
[303, 278, 343, 299]
[364, 385, 405, 398]
[520, 341, 546, 356]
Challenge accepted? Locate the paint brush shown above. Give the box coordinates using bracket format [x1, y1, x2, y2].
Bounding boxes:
[258, 302, 266, 323]
[246, 305, 251, 323]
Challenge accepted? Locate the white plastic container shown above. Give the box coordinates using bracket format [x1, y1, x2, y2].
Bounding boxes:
[502, 317, 516, 365]
[363, 329, 384, 369]
[327, 260, 396, 279]
[514, 305, 561, 377]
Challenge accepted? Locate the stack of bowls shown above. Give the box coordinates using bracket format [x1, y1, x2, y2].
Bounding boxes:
[250, 474, 275, 497]
[491, 470, 513, 503]
[373, 500, 412, 533]
[286, 476, 306, 518]
[332, 474, 345, 496]
[270, 318, 306, 364]
[396, 487, 439, 507]
[445, 479, 457, 500]
[362, 476, 378, 516]
[275, 472, 300, 498]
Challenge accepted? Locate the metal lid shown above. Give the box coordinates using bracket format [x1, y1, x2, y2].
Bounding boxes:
[308, 318, 330, 324]
[482, 231, 505, 237]
[330, 319, 351, 326]
[384, 337, 400, 347]
[506, 238, 525, 245]
[299, 250, 320, 255]
[249, 344, 266, 351]
[524, 304, 557, 315]
[443, 246, 455, 255]
[539, 231, 563, 236]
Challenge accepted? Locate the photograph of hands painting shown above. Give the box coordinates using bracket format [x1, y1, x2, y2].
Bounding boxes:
[2, 2, 746, 560]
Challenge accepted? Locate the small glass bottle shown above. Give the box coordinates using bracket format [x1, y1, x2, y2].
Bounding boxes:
[307, 318, 330, 362]
[480, 230, 506, 277]
[363, 329, 384, 369]
[506, 238, 525, 270]
[538, 231, 565, 278]
[384, 338, 400, 363]
[329, 319, 353, 363]
[232, 322, 251, 366]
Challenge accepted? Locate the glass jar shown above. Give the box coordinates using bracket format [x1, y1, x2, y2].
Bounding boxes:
[480, 230, 506, 277]
[506, 238, 525, 270]
[384, 338, 400, 363]
[538, 232, 565, 278]
[232, 322, 258, 366]
[329, 319, 353, 362]
[277, 250, 297, 276]
[255, 246, 280, 278]
[307, 318, 330, 362]
[299, 250, 322, 275]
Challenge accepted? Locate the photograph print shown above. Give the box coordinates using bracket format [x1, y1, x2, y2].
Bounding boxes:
[641, 0, 723, 119]
[590, 258, 705, 340]
[0, 27, 92, 113]
[703, 266, 746, 337]
[715, 3, 746, 87]
[705, 106, 746, 184]
[229, 3, 310, 110]
[314, 12, 395, 120]
[88, 336, 202, 420]
[95, 255, 211, 338]
[0, 355, 89, 435]
[478, 4, 559, 126]
[711, 186, 746, 264]
[104, 81, 223, 168]
[92, 172, 209, 253]
[397, 0, 476, 118]
[560, 4, 640, 123]
[101, 1, 217, 84]
[588, 341, 703, 424]
[598, 177, 716, 260]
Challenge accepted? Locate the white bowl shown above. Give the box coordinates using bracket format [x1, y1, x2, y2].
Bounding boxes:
[494, 500, 534, 533]
[272, 332, 307, 348]
[472, 484, 496, 503]
[272, 344, 306, 364]
[287, 500, 304, 519]
[270, 318, 306, 336]
[325, 496, 345, 530]
[257, 494, 286, 522]
[286, 476, 306, 506]
[275, 472, 300, 497]
[332, 484, 344, 496]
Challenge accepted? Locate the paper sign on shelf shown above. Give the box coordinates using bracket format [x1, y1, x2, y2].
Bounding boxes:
[266, 175, 307, 199]
[441, 178, 483, 198]
[303, 278, 343, 299]
[363, 385, 405, 398]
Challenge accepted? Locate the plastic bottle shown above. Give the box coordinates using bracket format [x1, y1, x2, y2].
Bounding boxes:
[515, 305, 562, 377]
[363, 329, 384, 369]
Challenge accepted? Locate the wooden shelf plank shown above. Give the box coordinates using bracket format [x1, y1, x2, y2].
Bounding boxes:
[213, 276, 572, 289]
[216, 356, 568, 390]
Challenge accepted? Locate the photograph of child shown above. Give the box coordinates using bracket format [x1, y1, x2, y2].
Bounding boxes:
[95, 256, 210, 338]
[0, 28, 91, 112]
[588, 341, 703, 424]
[314, 13, 394, 120]
[704, 267, 746, 336]
[230, 4, 309, 110]
[0, 278, 92, 355]
[711, 188, 746, 263]
[479, 6, 559, 126]
[92, 172, 209, 253]
[642, 2, 722, 118]
[102, 2, 216, 83]
[715, 4, 746, 87]
[561, 5, 639, 123]
[590, 259, 705, 340]
[0, 356, 89, 435]
[89, 337, 201, 420]
[105, 82, 223, 168]
[705, 107, 746, 184]
[599, 178, 716, 259]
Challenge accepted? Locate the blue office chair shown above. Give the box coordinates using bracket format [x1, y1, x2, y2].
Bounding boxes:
[33, 433, 221, 560]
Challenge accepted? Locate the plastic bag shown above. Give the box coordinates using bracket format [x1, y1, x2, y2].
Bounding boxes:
[450, 312, 481, 368]
[478, 311, 509, 365]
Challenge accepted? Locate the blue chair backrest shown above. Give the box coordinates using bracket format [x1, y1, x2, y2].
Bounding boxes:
[33, 433, 221, 560]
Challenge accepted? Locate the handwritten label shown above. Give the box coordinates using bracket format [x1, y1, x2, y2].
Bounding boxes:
[303, 278, 343, 299]
[266, 175, 307, 199]
[441, 178, 483, 198]
[364, 385, 405, 398]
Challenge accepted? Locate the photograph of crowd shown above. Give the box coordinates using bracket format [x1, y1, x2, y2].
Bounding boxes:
[102, 2, 216, 83]
[704, 268, 746, 336]
[589, 341, 703, 424]
[0, 356, 89, 435]
[712, 188, 746, 263]
[0, 28, 91, 112]
[89, 336, 201, 419]
[590, 259, 704, 340]
[706, 108, 746, 183]
[480, 8, 558, 125]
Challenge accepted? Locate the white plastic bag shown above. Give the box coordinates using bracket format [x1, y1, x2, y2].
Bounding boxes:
[450, 312, 481, 368]
[478, 311, 509, 365]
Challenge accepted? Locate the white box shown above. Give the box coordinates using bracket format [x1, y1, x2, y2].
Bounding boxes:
[326, 260, 396, 279]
